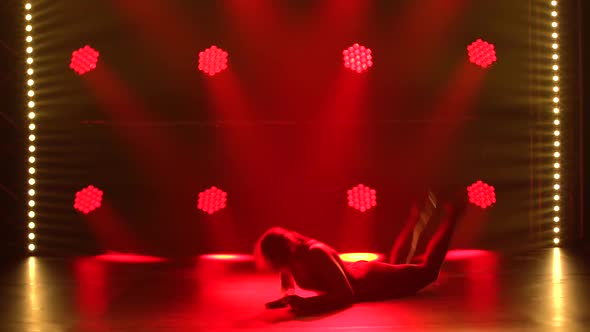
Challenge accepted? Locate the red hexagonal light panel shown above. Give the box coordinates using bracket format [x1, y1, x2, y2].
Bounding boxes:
[343, 43, 373, 73]
[70, 45, 100, 75]
[347, 184, 377, 212]
[74, 185, 104, 214]
[198, 45, 228, 76]
[197, 186, 227, 214]
[467, 39, 497, 68]
[467, 180, 497, 209]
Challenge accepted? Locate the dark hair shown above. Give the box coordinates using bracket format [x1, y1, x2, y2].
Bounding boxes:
[254, 227, 300, 270]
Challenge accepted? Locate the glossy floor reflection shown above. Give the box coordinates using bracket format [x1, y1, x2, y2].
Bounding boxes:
[2, 249, 588, 332]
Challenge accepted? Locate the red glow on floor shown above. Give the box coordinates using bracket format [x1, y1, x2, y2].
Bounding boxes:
[198, 45, 228, 76]
[74, 185, 104, 214]
[467, 39, 497, 68]
[200, 254, 253, 262]
[95, 252, 166, 263]
[467, 180, 496, 208]
[197, 186, 228, 214]
[347, 184, 377, 212]
[339, 252, 383, 262]
[70, 45, 99, 75]
[444, 249, 494, 261]
[343, 43, 373, 73]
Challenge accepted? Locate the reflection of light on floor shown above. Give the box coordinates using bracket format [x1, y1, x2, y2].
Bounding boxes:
[444, 249, 491, 261]
[552, 248, 563, 327]
[200, 254, 253, 262]
[27, 257, 40, 331]
[339, 252, 383, 262]
[95, 252, 166, 263]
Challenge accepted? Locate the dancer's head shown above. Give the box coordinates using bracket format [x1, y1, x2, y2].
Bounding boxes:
[254, 227, 303, 271]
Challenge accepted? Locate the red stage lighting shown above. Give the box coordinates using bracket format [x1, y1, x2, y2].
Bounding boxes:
[467, 180, 496, 208]
[467, 39, 497, 68]
[343, 43, 373, 73]
[347, 184, 377, 212]
[198, 45, 228, 76]
[74, 185, 104, 214]
[70, 46, 100, 75]
[197, 186, 227, 214]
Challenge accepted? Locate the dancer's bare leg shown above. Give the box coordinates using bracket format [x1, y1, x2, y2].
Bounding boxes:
[389, 192, 437, 264]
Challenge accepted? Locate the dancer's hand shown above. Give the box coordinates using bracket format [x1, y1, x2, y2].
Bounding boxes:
[265, 296, 289, 309]
[283, 295, 305, 311]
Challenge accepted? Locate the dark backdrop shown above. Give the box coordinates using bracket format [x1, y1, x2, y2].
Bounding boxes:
[2, 0, 582, 257]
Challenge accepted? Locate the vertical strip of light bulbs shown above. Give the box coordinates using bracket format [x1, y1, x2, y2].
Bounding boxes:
[550, 0, 561, 246]
[25, 2, 37, 253]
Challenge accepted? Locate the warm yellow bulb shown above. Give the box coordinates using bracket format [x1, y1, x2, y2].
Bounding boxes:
[28, 112, 35, 119]
[29, 134, 36, 141]
[25, 3, 32, 10]
[28, 211, 35, 218]
[27, 79, 34, 86]
[552, 22, 558, 28]
[28, 178, 35, 185]
[554, 152, 560, 158]
[551, 11, 557, 17]
[28, 167, 35, 174]
[29, 123, 36, 130]
[552, 33, 558, 39]
[28, 233, 35, 240]
[28, 243, 36, 251]
[28, 200, 35, 207]
[28, 146, 35, 152]
[29, 156, 36, 163]
[554, 206, 560, 211]
[554, 162, 560, 168]
[554, 130, 560, 136]
[551, 43, 558, 49]
[25, 25, 32, 32]
[554, 119, 560, 125]
[26, 57, 33, 64]
[553, 107, 559, 113]
[553, 86, 559, 92]
[551, 0, 557, 6]
[554, 216, 560, 222]
[554, 227, 560, 233]
[28, 90, 34, 97]
[554, 173, 560, 179]
[26, 36, 32, 43]
[554, 195, 560, 201]
[25, 14, 32, 21]
[28, 222, 35, 229]
[28, 101, 35, 108]
[28, 189, 35, 196]
[554, 141, 560, 147]
[553, 97, 559, 103]
[553, 65, 559, 71]
[553, 75, 559, 81]
[26, 47, 33, 53]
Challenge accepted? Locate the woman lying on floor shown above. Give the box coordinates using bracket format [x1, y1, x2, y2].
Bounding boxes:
[253, 192, 465, 316]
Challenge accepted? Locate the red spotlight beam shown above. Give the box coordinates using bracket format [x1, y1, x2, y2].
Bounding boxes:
[390, 0, 471, 69]
[83, 200, 143, 253]
[83, 64, 197, 187]
[413, 60, 487, 183]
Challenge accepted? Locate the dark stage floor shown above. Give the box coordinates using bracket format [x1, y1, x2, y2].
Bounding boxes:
[1, 248, 588, 332]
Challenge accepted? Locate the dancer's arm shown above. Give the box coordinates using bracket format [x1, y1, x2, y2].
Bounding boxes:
[286, 246, 354, 315]
[280, 271, 295, 295]
[264, 271, 295, 309]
